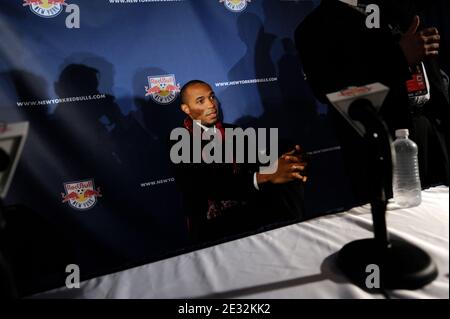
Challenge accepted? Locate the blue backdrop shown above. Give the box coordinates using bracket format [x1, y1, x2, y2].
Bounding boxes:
[0, 0, 365, 295]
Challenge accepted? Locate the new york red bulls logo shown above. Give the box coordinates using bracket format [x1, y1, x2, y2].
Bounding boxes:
[23, 0, 68, 18]
[61, 179, 102, 211]
[145, 74, 180, 105]
[219, 0, 251, 12]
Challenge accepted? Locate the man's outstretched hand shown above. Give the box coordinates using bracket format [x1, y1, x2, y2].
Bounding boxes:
[257, 145, 309, 185]
[399, 15, 440, 67]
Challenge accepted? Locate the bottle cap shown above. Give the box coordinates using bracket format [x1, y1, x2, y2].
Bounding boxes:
[395, 129, 409, 138]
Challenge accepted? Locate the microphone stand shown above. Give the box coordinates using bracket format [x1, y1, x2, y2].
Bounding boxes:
[336, 99, 438, 290]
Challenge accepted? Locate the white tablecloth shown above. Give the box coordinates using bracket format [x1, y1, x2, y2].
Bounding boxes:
[35, 187, 449, 299]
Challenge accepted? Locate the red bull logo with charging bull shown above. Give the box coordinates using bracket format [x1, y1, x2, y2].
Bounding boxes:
[145, 74, 180, 105]
[219, 0, 251, 12]
[61, 179, 102, 211]
[23, 0, 67, 18]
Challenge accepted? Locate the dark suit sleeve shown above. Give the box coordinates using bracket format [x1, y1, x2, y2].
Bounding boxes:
[174, 161, 259, 201]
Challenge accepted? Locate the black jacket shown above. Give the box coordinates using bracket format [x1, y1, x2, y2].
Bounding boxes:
[172, 123, 304, 243]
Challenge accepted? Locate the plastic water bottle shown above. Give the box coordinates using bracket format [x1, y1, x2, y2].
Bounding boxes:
[392, 129, 422, 208]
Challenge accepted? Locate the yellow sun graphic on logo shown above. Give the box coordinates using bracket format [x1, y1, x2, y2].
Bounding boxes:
[39, 0, 52, 9]
[159, 89, 170, 97]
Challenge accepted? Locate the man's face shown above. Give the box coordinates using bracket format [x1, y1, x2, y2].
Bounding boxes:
[181, 83, 219, 127]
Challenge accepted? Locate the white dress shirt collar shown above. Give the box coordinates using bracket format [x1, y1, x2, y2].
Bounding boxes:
[193, 120, 217, 134]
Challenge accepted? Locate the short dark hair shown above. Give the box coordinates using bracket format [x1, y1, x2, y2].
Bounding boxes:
[180, 80, 210, 105]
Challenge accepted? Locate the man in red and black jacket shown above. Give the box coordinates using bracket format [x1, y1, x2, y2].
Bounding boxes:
[172, 80, 308, 243]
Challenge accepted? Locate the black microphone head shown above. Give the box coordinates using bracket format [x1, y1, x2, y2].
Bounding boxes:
[348, 98, 376, 122]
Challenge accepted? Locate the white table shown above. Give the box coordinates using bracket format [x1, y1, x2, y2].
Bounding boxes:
[35, 187, 449, 299]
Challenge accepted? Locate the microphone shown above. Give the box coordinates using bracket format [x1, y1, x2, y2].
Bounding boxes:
[327, 83, 438, 291]
[326, 83, 390, 137]
[348, 98, 378, 124]
[0, 122, 29, 199]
